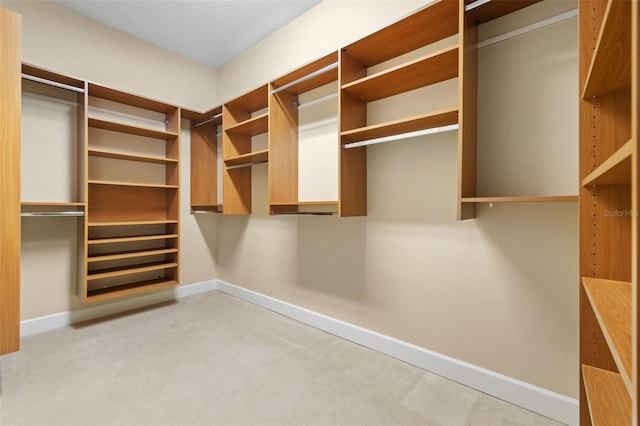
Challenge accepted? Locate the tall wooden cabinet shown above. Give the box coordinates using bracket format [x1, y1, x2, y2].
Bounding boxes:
[578, 0, 637, 424]
[83, 84, 181, 302]
[0, 7, 21, 355]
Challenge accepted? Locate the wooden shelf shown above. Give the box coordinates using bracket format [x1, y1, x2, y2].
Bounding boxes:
[582, 277, 632, 392]
[271, 51, 339, 94]
[191, 204, 222, 214]
[21, 201, 84, 207]
[582, 140, 632, 186]
[88, 234, 178, 245]
[86, 278, 177, 302]
[341, 0, 458, 67]
[582, 364, 631, 426]
[88, 148, 178, 164]
[88, 248, 177, 263]
[342, 46, 459, 103]
[464, 0, 542, 25]
[88, 84, 176, 114]
[88, 117, 178, 140]
[88, 220, 178, 227]
[461, 196, 578, 203]
[582, 0, 631, 99]
[225, 85, 268, 112]
[224, 113, 268, 136]
[341, 108, 458, 142]
[22, 63, 85, 92]
[87, 261, 177, 281]
[88, 180, 178, 189]
[224, 149, 269, 167]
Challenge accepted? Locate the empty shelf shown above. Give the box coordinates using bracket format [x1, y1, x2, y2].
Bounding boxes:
[582, 364, 631, 426]
[582, 277, 632, 392]
[582, 140, 632, 186]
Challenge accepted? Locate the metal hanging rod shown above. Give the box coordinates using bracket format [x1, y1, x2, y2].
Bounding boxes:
[343, 124, 459, 149]
[225, 160, 268, 170]
[272, 211, 336, 216]
[22, 73, 85, 93]
[464, 0, 491, 12]
[272, 62, 339, 95]
[194, 112, 223, 128]
[294, 92, 338, 110]
[477, 8, 577, 49]
[21, 211, 85, 217]
[22, 90, 79, 107]
[89, 105, 169, 127]
[192, 210, 222, 214]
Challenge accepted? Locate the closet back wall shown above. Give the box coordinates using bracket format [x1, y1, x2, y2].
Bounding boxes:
[215, 0, 579, 399]
[6, 0, 218, 318]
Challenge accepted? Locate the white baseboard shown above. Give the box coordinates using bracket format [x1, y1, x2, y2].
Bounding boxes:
[20, 280, 217, 338]
[20, 278, 578, 425]
[216, 279, 578, 426]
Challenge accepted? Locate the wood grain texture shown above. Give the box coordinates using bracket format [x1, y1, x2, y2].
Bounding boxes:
[582, 139, 632, 186]
[339, 53, 367, 217]
[271, 51, 339, 94]
[88, 186, 173, 222]
[268, 88, 298, 205]
[223, 167, 252, 214]
[224, 84, 268, 113]
[458, 3, 477, 220]
[22, 63, 85, 91]
[88, 117, 178, 139]
[224, 149, 269, 167]
[341, 108, 458, 142]
[88, 83, 176, 114]
[190, 121, 218, 206]
[0, 8, 21, 355]
[86, 278, 177, 302]
[342, 0, 458, 67]
[582, 364, 631, 425]
[341, 46, 459, 103]
[583, 0, 631, 98]
[225, 113, 268, 136]
[578, 1, 635, 423]
[583, 277, 633, 391]
[464, 0, 542, 25]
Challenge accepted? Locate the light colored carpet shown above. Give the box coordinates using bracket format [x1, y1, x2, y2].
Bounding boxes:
[0, 291, 562, 425]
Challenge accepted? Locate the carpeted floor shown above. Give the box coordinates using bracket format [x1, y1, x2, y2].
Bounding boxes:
[0, 291, 562, 425]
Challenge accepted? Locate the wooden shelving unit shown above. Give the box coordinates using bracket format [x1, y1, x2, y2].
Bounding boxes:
[339, 0, 459, 217]
[83, 83, 180, 302]
[269, 52, 341, 215]
[457, 0, 578, 219]
[578, 0, 636, 423]
[183, 106, 222, 214]
[222, 85, 269, 214]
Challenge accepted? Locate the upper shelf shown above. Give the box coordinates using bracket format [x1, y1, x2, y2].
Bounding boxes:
[582, 277, 632, 394]
[225, 84, 268, 112]
[88, 83, 177, 114]
[582, 0, 631, 99]
[341, 45, 459, 103]
[88, 117, 178, 140]
[271, 51, 339, 95]
[341, 0, 458, 67]
[88, 148, 178, 164]
[582, 140, 632, 186]
[341, 107, 458, 142]
[22, 63, 86, 93]
[464, 0, 543, 25]
[224, 113, 268, 136]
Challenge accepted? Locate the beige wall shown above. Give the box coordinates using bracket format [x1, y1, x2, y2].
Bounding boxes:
[215, 0, 579, 398]
[6, 0, 218, 318]
[7, 0, 578, 400]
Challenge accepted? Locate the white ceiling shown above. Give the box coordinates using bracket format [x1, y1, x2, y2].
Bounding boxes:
[52, 0, 322, 68]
